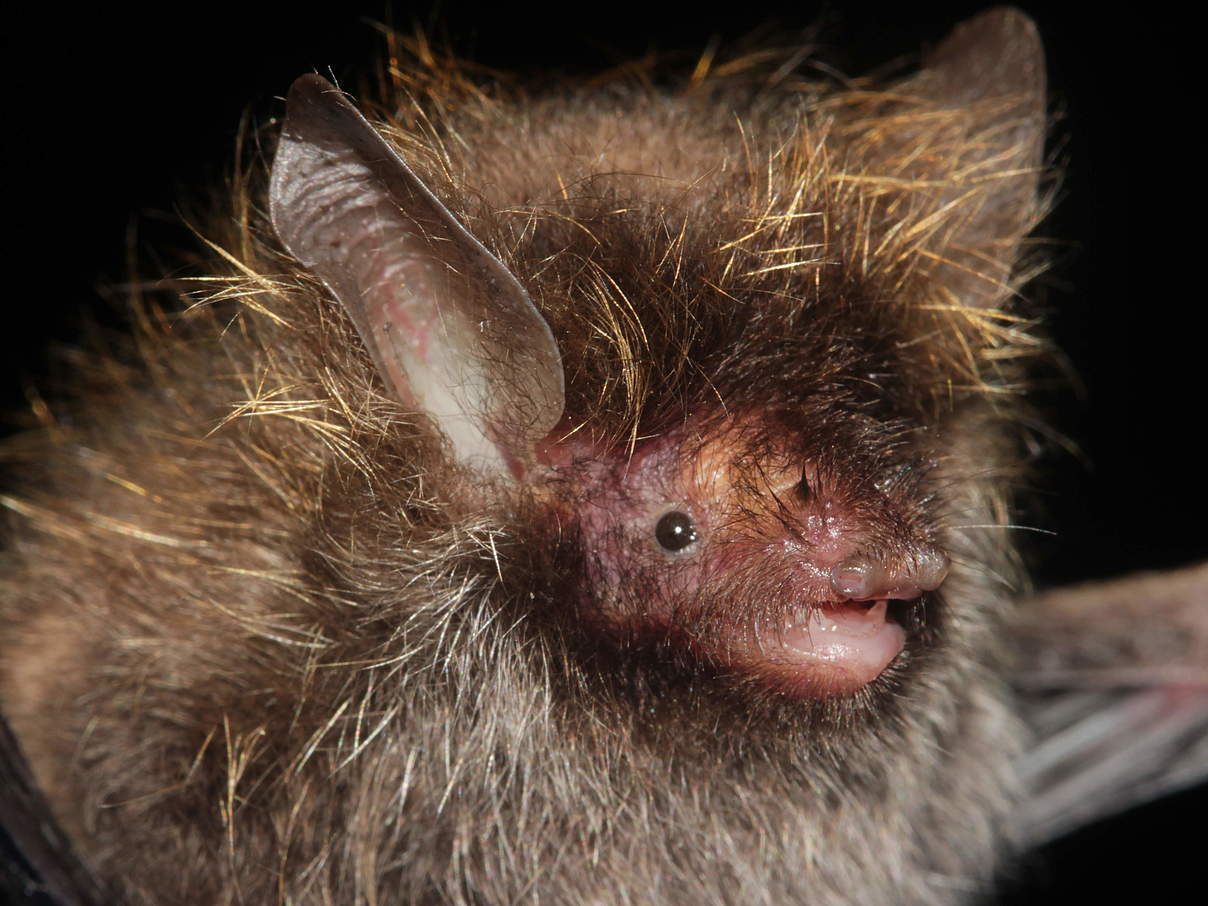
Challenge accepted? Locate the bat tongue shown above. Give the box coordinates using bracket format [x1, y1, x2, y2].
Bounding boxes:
[736, 600, 906, 698]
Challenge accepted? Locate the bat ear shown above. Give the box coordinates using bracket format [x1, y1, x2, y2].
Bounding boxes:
[898, 8, 1048, 308]
[269, 75, 564, 479]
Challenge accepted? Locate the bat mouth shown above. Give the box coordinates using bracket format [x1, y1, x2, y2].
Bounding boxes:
[718, 598, 911, 698]
[592, 596, 920, 700]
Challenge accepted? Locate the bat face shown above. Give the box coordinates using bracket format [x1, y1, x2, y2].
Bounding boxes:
[0, 9, 1061, 906]
[539, 403, 950, 702]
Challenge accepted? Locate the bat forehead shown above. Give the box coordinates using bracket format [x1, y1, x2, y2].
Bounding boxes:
[401, 80, 1035, 435]
[549, 409, 924, 526]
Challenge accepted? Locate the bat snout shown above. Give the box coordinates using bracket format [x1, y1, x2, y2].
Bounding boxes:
[829, 545, 950, 602]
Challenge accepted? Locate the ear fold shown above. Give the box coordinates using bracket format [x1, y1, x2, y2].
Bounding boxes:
[269, 75, 564, 478]
[867, 8, 1048, 308]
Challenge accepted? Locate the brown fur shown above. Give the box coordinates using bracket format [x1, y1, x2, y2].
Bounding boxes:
[1, 13, 1046, 905]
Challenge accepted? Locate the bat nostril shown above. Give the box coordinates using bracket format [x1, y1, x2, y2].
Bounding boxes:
[830, 546, 949, 601]
[912, 547, 951, 591]
[830, 559, 886, 600]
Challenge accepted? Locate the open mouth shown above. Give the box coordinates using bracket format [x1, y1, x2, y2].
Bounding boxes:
[704, 598, 913, 699]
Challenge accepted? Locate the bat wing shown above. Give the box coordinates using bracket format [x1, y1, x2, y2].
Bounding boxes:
[0, 715, 108, 906]
[1009, 561, 1208, 846]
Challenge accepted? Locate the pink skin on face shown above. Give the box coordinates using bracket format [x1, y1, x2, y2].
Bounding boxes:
[716, 599, 908, 698]
[546, 418, 947, 699]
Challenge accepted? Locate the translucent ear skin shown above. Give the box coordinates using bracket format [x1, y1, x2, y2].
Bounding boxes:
[269, 74, 564, 478]
[927, 7, 1045, 115]
[915, 7, 1048, 308]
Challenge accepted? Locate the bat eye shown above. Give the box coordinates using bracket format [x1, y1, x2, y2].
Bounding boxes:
[654, 510, 698, 553]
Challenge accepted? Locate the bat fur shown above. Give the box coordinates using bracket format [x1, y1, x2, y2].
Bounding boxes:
[7, 9, 1190, 906]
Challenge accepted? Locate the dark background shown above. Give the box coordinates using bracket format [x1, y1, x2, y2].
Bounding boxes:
[1, 2, 1196, 903]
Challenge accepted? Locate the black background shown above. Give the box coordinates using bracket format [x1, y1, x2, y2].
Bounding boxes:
[1, 2, 1197, 903]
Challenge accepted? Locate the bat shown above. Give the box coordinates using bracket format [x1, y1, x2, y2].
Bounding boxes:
[2, 6, 1202, 904]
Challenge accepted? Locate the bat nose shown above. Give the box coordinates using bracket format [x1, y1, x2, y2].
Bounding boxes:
[829, 546, 950, 601]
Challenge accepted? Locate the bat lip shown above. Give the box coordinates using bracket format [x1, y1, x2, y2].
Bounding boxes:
[594, 596, 914, 700]
[719, 598, 909, 698]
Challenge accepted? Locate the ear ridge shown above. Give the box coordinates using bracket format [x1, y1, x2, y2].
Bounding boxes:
[269, 74, 564, 478]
